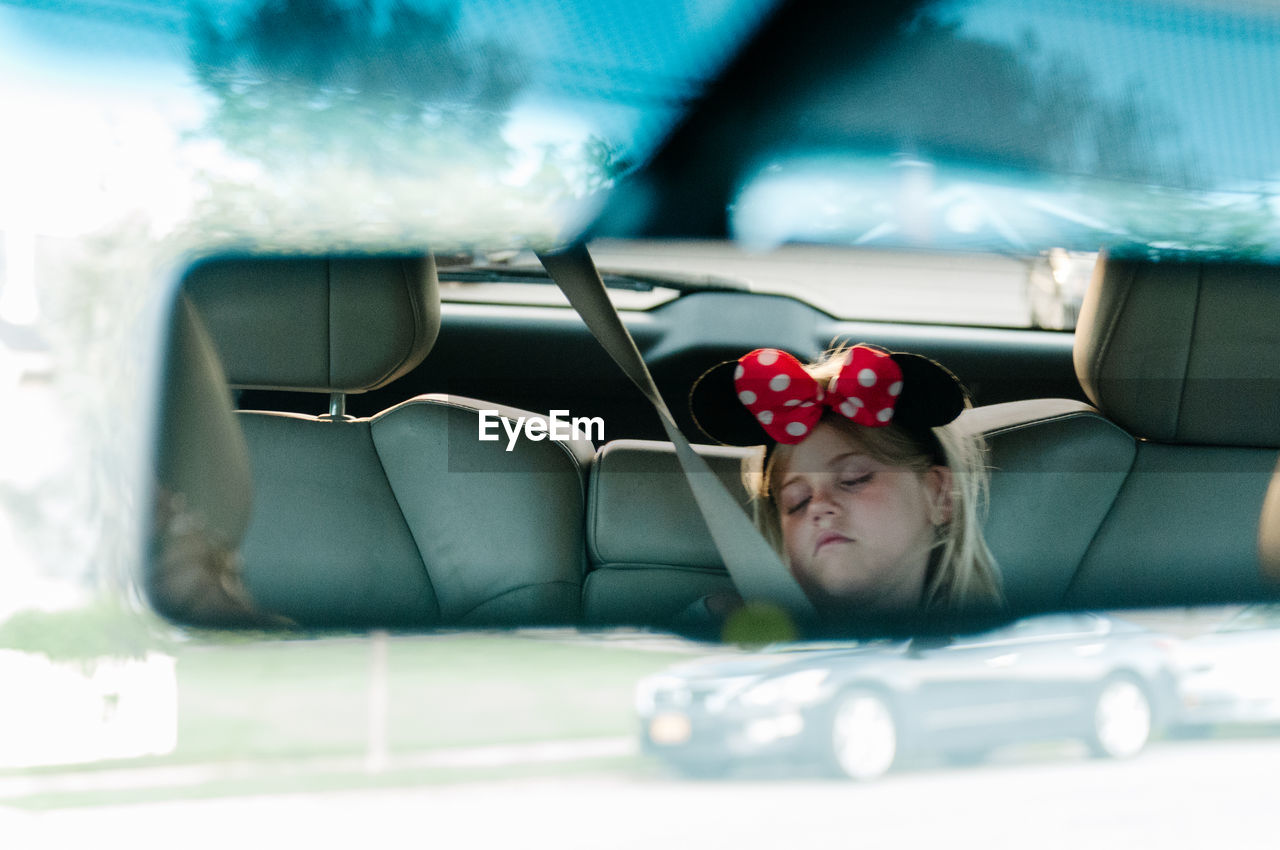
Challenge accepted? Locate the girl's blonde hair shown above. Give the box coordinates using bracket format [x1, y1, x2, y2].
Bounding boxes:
[741, 348, 1004, 616]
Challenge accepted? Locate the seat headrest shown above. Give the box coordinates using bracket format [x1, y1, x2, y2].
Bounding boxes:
[1074, 254, 1280, 447]
[183, 255, 440, 393]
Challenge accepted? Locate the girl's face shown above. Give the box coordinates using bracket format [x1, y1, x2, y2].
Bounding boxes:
[775, 421, 951, 615]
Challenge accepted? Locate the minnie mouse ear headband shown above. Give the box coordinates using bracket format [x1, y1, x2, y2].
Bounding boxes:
[689, 344, 968, 453]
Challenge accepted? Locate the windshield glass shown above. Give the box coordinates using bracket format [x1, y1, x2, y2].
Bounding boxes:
[614, 0, 1280, 260]
[0, 0, 779, 253]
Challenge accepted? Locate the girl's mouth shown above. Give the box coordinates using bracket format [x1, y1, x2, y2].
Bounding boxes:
[814, 530, 852, 554]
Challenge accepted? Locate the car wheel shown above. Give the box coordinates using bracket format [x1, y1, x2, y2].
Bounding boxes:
[828, 688, 897, 781]
[1088, 675, 1152, 759]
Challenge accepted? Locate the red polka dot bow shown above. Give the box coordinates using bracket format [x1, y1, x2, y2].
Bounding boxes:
[733, 345, 904, 444]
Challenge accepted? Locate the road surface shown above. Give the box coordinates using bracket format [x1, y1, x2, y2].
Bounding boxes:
[6, 735, 1277, 849]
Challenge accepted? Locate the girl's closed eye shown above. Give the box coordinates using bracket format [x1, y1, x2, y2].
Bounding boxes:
[839, 472, 874, 489]
[780, 484, 811, 515]
[784, 495, 810, 515]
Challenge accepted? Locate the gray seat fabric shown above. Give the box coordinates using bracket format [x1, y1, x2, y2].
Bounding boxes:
[1074, 256, 1280, 447]
[184, 255, 440, 394]
[956, 400, 1135, 614]
[583, 440, 744, 625]
[181, 256, 594, 627]
[953, 256, 1280, 612]
[961, 255, 1280, 612]
[1066, 442, 1278, 607]
[1063, 254, 1280, 606]
[238, 396, 592, 627]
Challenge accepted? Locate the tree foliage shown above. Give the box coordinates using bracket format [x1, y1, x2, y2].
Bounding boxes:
[796, 15, 1187, 185]
[190, 0, 524, 174]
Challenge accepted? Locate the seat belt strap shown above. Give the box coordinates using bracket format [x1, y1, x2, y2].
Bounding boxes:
[537, 243, 816, 622]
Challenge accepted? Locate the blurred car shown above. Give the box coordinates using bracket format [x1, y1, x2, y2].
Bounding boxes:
[636, 613, 1182, 780]
[1175, 605, 1280, 730]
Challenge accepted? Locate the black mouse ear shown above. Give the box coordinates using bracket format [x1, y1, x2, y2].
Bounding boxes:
[689, 359, 772, 446]
[891, 352, 968, 427]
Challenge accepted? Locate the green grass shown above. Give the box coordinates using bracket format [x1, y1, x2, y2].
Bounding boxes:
[167, 632, 692, 762]
[6, 631, 699, 779]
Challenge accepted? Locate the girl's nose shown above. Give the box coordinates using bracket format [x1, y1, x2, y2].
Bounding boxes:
[808, 487, 838, 519]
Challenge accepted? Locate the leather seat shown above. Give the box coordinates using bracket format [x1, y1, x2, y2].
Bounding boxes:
[181, 256, 594, 627]
[1061, 254, 1280, 607]
[955, 399, 1134, 614]
[585, 252, 1280, 622]
[162, 251, 1280, 631]
[583, 440, 742, 626]
[972, 254, 1280, 612]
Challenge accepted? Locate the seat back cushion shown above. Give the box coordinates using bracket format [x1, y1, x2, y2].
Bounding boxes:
[584, 440, 749, 626]
[1064, 442, 1279, 608]
[371, 396, 591, 625]
[239, 397, 591, 627]
[238, 413, 440, 627]
[960, 400, 1136, 614]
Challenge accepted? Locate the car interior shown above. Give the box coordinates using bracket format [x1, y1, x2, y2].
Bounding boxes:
[18, 0, 1280, 833]
[151, 247, 1280, 636]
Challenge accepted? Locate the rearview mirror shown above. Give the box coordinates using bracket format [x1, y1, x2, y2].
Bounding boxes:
[148, 252, 1280, 643]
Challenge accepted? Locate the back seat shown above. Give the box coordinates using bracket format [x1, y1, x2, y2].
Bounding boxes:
[580, 255, 1280, 620]
[578, 402, 1139, 621]
[583, 440, 743, 625]
[1060, 254, 1280, 607]
[955, 399, 1134, 614]
[182, 256, 593, 627]
[161, 252, 1280, 632]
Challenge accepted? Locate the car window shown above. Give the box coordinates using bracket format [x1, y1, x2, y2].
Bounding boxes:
[616, 0, 1280, 260]
[437, 242, 1095, 330]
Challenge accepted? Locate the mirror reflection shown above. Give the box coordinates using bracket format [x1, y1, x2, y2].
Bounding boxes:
[152, 245, 1280, 640]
